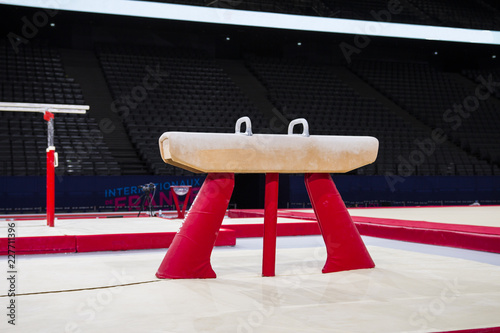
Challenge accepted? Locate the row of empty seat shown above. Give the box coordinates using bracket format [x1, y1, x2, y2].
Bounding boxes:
[321, 0, 433, 26]
[350, 59, 500, 174]
[247, 55, 500, 176]
[96, 44, 268, 175]
[0, 44, 121, 176]
[407, 0, 500, 30]
[2, 42, 499, 177]
[143, 0, 323, 16]
[140, 0, 500, 29]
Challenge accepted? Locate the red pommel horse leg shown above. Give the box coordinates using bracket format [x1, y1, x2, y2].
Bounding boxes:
[262, 173, 279, 277]
[156, 173, 234, 279]
[305, 173, 375, 273]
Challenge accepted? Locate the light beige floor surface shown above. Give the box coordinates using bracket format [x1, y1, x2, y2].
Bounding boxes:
[1, 243, 499, 332]
[1, 207, 499, 332]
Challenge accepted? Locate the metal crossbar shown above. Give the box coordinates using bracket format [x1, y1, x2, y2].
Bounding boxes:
[0, 102, 88, 113]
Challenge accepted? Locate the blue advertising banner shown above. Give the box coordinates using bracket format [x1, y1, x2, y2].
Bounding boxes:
[0, 175, 205, 214]
[0, 175, 499, 214]
[288, 175, 500, 207]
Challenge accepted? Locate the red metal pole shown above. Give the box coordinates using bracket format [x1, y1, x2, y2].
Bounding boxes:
[46, 147, 55, 227]
[262, 173, 279, 277]
[44, 111, 55, 227]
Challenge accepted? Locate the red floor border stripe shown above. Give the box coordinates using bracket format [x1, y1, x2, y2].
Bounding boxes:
[227, 209, 500, 254]
[356, 223, 500, 253]
[76, 233, 178, 253]
[351, 216, 500, 236]
[223, 222, 321, 238]
[0, 229, 235, 255]
[444, 327, 500, 333]
[0, 236, 76, 255]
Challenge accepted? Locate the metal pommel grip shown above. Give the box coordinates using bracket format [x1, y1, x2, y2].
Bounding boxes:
[288, 118, 309, 137]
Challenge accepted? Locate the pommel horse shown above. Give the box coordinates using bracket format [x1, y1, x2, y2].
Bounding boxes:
[156, 117, 379, 279]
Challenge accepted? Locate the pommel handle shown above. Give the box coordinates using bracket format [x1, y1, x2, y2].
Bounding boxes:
[288, 118, 309, 137]
[235, 116, 252, 136]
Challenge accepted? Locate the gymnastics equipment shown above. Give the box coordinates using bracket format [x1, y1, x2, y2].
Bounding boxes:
[156, 117, 378, 279]
[0, 102, 89, 227]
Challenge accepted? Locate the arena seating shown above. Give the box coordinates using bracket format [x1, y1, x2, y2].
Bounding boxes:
[141, 0, 321, 16]
[139, 0, 500, 29]
[481, 0, 500, 11]
[321, 0, 432, 25]
[406, 0, 500, 30]
[2, 41, 499, 178]
[0, 43, 120, 176]
[350, 59, 500, 175]
[96, 44, 268, 175]
[461, 67, 500, 165]
[247, 55, 418, 176]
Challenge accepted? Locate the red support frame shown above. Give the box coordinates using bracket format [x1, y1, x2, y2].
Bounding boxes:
[305, 173, 375, 273]
[44, 111, 56, 227]
[46, 147, 55, 227]
[262, 173, 279, 277]
[156, 172, 375, 280]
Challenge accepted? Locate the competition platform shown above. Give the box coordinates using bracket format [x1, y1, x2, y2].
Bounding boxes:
[1, 206, 500, 332]
[1, 116, 499, 332]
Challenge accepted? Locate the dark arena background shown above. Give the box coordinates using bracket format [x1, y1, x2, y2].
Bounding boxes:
[1, 0, 499, 213]
[1, 1, 500, 332]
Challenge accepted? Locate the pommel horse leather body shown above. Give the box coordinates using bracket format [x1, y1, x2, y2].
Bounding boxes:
[159, 125, 378, 174]
[156, 117, 377, 279]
